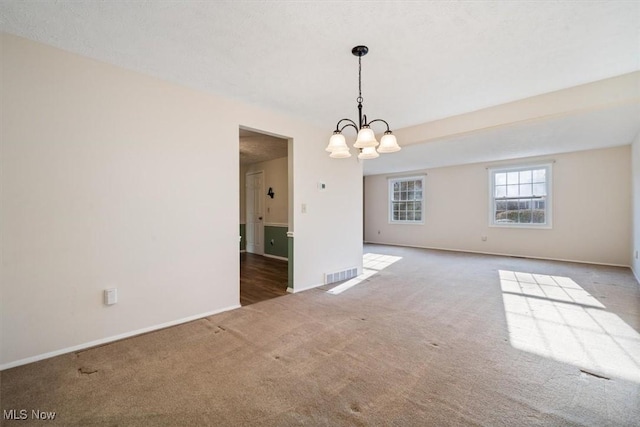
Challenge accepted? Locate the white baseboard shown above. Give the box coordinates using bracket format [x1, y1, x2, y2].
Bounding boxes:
[0, 304, 241, 371]
[287, 282, 325, 293]
[264, 254, 288, 261]
[364, 241, 631, 268]
[286, 287, 294, 293]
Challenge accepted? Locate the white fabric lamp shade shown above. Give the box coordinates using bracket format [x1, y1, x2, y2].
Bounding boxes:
[326, 133, 348, 152]
[358, 146, 379, 160]
[377, 133, 401, 153]
[353, 127, 379, 148]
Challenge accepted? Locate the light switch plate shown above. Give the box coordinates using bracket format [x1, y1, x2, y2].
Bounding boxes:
[104, 288, 117, 305]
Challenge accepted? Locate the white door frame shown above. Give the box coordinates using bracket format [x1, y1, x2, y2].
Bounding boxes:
[245, 170, 265, 255]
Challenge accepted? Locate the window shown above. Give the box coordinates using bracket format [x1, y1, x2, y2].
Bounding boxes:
[489, 164, 552, 227]
[389, 176, 424, 224]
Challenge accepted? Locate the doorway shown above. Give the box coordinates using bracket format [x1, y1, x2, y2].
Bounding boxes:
[239, 128, 290, 306]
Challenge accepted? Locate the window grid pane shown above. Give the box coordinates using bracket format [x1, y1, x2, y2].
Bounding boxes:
[492, 166, 549, 226]
[390, 178, 424, 223]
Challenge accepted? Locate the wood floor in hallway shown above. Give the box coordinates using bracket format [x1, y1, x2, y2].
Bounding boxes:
[240, 252, 288, 306]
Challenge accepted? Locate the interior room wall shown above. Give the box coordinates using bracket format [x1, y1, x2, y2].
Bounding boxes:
[0, 33, 363, 368]
[290, 143, 362, 292]
[632, 132, 640, 282]
[364, 146, 631, 266]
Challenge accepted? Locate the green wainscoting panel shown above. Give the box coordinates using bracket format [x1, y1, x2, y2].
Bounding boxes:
[264, 226, 288, 258]
[239, 224, 246, 251]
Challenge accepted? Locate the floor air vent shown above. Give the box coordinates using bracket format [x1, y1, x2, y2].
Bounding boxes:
[324, 267, 358, 285]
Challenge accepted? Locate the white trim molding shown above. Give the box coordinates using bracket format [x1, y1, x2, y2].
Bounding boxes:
[368, 241, 630, 268]
[264, 222, 288, 228]
[0, 305, 241, 371]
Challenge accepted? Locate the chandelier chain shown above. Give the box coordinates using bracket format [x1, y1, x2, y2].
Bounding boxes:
[357, 55, 363, 103]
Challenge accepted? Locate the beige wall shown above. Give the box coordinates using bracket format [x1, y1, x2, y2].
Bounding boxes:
[365, 146, 631, 266]
[0, 34, 363, 368]
[632, 132, 640, 280]
[240, 156, 289, 226]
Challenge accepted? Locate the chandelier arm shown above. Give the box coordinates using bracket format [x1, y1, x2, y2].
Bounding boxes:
[334, 118, 358, 132]
[339, 123, 359, 134]
[366, 119, 392, 132]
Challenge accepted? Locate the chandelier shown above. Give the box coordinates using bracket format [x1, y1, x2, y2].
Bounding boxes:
[325, 45, 401, 159]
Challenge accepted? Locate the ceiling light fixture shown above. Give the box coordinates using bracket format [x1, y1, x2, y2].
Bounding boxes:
[326, 45, 401, 160]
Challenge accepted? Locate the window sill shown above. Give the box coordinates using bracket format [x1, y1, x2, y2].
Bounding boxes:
[489, 223, 552, 230]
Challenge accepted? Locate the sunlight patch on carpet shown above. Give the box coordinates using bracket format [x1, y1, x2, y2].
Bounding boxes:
[327, 253, 402, 295]
[499, 270, 640, 383]
[362, 253, 402, 271]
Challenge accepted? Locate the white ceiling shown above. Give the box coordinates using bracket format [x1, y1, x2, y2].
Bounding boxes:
[1, 1, 639, 174]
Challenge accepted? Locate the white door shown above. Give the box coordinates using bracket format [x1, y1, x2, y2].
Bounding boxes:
[246, 171, 264, 255]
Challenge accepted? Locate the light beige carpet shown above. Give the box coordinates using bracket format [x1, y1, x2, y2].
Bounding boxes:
[2, 244, 639, 426]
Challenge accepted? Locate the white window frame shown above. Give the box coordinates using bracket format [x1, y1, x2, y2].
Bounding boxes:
[388, 175, 425, 224]
[488, 163, 552, 229]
